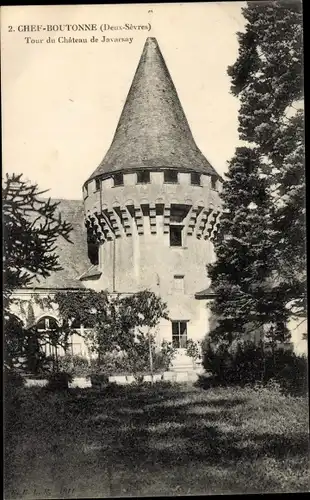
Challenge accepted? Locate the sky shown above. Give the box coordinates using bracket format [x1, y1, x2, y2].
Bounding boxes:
[1, 2, 247, 200]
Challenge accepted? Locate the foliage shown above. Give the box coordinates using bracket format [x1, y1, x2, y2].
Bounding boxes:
[117, 290, 170, 330]
[186, 339, 201, 361]
[89, 373, 110, 388]
[4, 312, 54, 375]
[124, 331, 156, 377]
[155, 340, 177, 371]
[88, 340, 176, 378]
[54, 289, 169, 378]
[57, 355, 90, 377]
[231, 1, 305, 317]
[208, 147, 290, 343]
[3, 173, 72, 302]
[208, 1, 304, 346]
[54, 290, 109, 330]
[4, 312, 26, 368]
[46, 371, 73, 391]
[3, 173, 73, 373]
[202, 338, 307, 396]
[89, 352, 126, 375]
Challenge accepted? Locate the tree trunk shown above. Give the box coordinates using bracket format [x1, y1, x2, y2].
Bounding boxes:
[261, 330, 266, 384]
[55, 345, 59, 372]
[148, 331, 154, 384]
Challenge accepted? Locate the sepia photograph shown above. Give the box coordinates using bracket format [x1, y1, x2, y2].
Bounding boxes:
[2, 1, 307, 498]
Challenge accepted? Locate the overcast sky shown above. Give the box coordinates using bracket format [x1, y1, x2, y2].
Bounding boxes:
[2, 2, 247, 200]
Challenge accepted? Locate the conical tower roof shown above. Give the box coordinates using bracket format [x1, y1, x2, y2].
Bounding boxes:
[87, 37, 219, 181]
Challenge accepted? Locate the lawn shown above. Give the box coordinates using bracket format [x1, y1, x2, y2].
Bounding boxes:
[4, 382, 309, 498]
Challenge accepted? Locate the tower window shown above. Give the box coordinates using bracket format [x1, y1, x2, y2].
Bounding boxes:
[211, 176, 217, 190]
[137, 170, 150, 184]
[88, 242, 99, 266]
[95, 178, 100, 191]
[113, 173, 124, 186]
[164, 170, 178, 183]
[172, 321, 188, 348]
[191, 172, 201, 186]
[170, 225, 183, 247]
[173, 275, 185, 292]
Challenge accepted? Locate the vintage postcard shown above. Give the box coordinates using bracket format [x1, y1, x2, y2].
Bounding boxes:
[2, 2, 307, 499]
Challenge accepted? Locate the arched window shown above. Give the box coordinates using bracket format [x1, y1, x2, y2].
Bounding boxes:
[36, 316, 58, 333]
[36, 316, 59, 358]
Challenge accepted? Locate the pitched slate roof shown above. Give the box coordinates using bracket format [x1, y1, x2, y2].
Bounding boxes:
[27, 199, 89, 290]
[87, 37, 219, 182]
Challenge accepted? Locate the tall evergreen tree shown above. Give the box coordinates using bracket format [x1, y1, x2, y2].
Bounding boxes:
[208, 1, 304, 344]
[228, 0, 305, 321]
[3, 173, 73, 368]
[3, 173, 72, 305]
[208, 147, 290, 344]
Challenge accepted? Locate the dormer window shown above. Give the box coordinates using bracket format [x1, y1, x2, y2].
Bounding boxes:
[137, 170, 150, 184]
[164, 170, 178, 184]
[95, 178, 100, 191]
[191, 172, 201, 186]
[113, 173, 124, 186]
[211, 176, 217, 190]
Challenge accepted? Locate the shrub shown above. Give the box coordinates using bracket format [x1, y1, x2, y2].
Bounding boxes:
[88, 372, 109, 388]
[88, 341, 177, 377]
[186, 339, 201, 362]
[202, 339, 308, 395]
[154, 341, 177, 371]
[89, 353, 127, 376]
[58, 355, 90, 377]
[46, 371, 73, 391]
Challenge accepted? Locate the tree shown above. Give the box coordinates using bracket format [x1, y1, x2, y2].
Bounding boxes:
[54, 289, 170, 381]
[207, 1, 304, 346]
[54, 289, 111, 363]
[3, 173, 72, 304]
[228, 1, 305, 321]
[117, 290, 169, 382]
[3, 173, 73, 369]
[208, 147, 290, 345]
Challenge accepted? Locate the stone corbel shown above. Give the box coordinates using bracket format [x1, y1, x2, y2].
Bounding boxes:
[134, 205, 144, 235]
[149, 203, 157, 234]
[163, 205, 171, 234]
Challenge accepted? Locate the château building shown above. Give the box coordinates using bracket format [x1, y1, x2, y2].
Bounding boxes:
[10, 37, 306, 367]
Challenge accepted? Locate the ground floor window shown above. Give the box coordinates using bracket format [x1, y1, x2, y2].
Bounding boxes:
[172, 320, 188, 348]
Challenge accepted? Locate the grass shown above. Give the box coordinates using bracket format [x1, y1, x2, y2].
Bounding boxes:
[4, 382, 309, 498]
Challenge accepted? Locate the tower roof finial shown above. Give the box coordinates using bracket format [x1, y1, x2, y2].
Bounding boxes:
[87, 37, 219, 180]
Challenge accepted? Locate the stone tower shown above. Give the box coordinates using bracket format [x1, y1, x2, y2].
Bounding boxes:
[83, 37, 222, 363]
